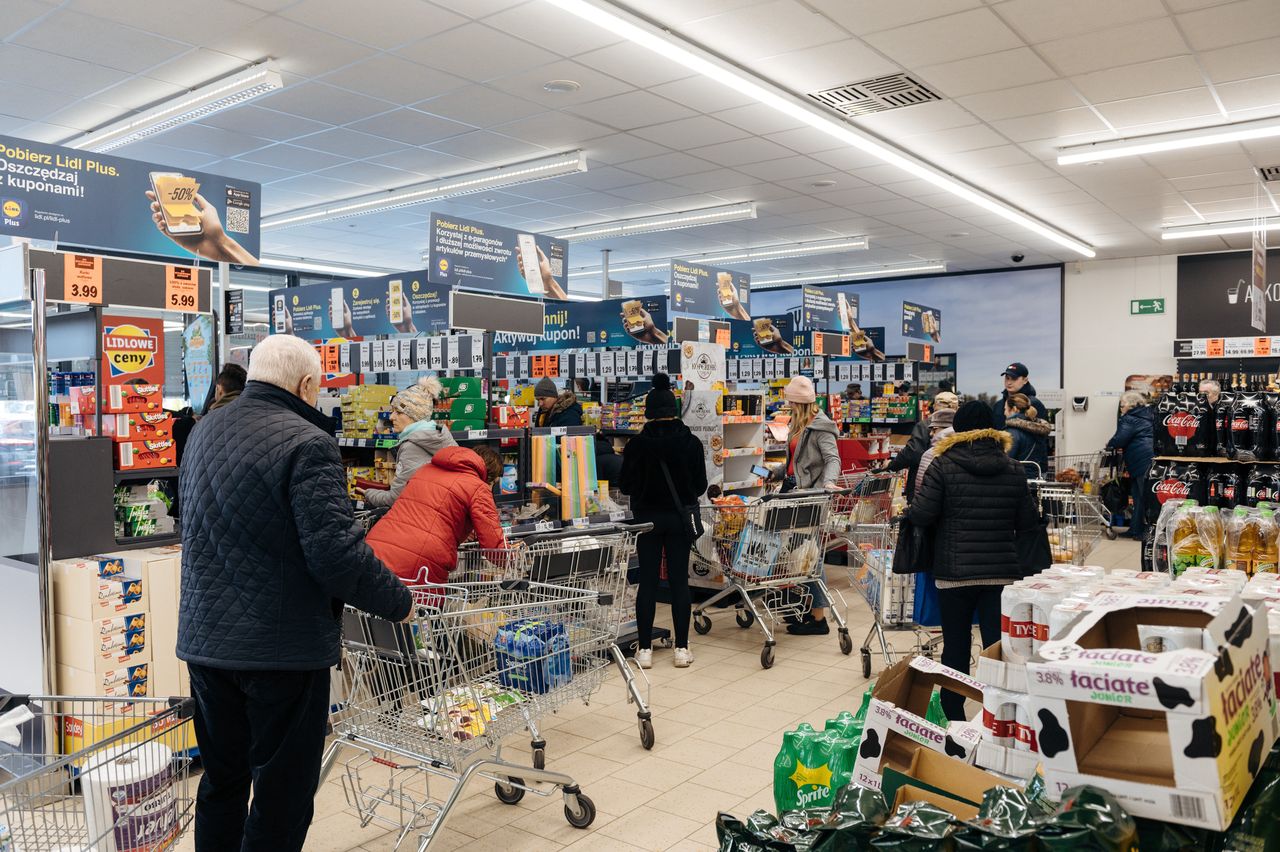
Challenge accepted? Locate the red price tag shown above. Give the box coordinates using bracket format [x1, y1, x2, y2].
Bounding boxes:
[546, 355, 559, 377]
[63, 253, 103, 304]
[530, 356, 546, 378]
[715, 327, 731, 346]
[1257, 337, 1272, 356]
[320, 345, 339, 374]
[1206, 338, 1225, 358]
[165, 265, 198, 311]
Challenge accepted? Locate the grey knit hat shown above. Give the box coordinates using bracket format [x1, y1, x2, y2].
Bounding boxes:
[533, 377, 559, 399]
[929, 407, 956, 429]
[391, 377, 441, 422]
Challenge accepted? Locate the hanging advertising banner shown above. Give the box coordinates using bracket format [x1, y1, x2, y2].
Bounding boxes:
[0, 134, 261, 263]
[270, 270, 449, 340]
[680, 341, 726, 391]
[427, 213, 568, 301]
[1177, 249, 1280, 338]
[728, 315, 797, 357]
[494, 295, 668, 351]
[801, 286, 858, 332]
[1252, 222, 1267, 333]
[183, 314, 216, 414]
[901, 300, 942, 342]
[225, 288, 244, 335]
[669, 260, 751, 320]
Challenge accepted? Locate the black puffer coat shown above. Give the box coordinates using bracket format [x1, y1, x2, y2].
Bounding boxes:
[177, 381, 412, 670]
[907, 428, 1039, 583]
[619, 419, 708, 512]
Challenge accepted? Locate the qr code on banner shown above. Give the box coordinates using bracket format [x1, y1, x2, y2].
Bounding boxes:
[225, 206, 250, 235]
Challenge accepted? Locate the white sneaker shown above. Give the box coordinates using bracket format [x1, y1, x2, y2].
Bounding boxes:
[673, 647, 694, 668]
[635, 648, 653, 669]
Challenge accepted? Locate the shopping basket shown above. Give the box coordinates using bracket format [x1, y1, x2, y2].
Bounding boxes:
[830, 470, 942, 678]
[321, 579, 610, 850]
[1026, 462, 1113, 564]
[690, 489, 851, 669]
[454, 523, 657, 758]
[0, 694, 197, 852]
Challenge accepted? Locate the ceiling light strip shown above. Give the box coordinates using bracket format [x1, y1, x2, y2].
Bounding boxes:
[753, 262, 946, 287]
[68, 62, 284, 153]
[542, 0, 1094, 258]
[549, 202, 756, 241]
[566, 236, 870, 277]
[1162, 219, 1280, 240]
[1059, 116, 1280, 166]
[262, 151, 587, 230]
[258, 255, 395, 277]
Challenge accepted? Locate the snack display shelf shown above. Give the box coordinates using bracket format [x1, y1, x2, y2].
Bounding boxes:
[723, 415, 764, 424]
[722, 446, 764, 458]
[454, 428, 524, 442]
[337, 437, 398, 449]
[114, 532, 180, 548]
[1154, 455, 1280, 464]
[113, 467, 178, 482]
[723, 477, 765, 491]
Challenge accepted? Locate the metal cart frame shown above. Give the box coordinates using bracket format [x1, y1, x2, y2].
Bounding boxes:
[689, 489, 851, 669]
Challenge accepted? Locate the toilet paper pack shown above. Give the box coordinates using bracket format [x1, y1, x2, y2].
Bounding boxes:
[81, 741, 178, 852]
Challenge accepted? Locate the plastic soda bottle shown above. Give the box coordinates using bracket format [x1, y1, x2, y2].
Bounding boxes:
[1256, 510, 1279, 574]
[1225, 506, 1256, 573]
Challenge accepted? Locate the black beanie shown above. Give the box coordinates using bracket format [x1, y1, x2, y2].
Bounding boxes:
[645, 373, 678, 419]
[953, 399, 993, 433]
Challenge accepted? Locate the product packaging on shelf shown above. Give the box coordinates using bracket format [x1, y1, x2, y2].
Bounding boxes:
[56, 663, 148, 710]
[102, 412, 175, 442]
[851, 655, 985, 791]
[113, 547, 184, 697]
[54, 612, 150, 674]
[51, 558, 147, 619]
[1026, 592, 1278, 830]
[115, 439, 176, 471]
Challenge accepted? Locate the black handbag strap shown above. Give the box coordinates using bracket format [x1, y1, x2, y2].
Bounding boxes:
[658, 460, 685, 509]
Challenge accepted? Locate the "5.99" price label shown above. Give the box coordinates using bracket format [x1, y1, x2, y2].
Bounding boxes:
[166, 265, 198, 310]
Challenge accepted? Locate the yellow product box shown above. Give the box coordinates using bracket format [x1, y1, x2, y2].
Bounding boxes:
[60, 704, 194, 758]
[52, 559, 147, 619]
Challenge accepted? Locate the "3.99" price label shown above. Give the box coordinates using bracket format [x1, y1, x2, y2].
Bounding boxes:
[63, 253, 103, 305]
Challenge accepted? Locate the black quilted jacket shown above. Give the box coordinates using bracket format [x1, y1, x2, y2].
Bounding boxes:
[907, 428, 1039, 583]
[177, 381, 412, 670]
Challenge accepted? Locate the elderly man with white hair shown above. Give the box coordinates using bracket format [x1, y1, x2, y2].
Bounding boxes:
[177, 334, 412, 852]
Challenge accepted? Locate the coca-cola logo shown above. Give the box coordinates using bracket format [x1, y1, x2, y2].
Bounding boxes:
[1154, 479, 1190, 503]
[1164, 411, 1200, 438]
[1232, 418, 1250, 431]
[1225, 486, 1236, 500]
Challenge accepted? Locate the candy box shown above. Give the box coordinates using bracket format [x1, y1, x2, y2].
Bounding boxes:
[1027, 592, 1278, 831]
[115, 439, 176, 470]
[102, 412, 174, 442]
[104, 381, 163, 414]
[54, 612, 151, 674]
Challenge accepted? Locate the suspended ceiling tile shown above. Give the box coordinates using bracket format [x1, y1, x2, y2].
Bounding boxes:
[416, 86, 548, 129]
[1033, 18, 1190, 77]
[236, 143, 351, 172]
[321, 55, 471, 106]
[992, 108, 1112, 143]
[279, 0, 468, 50]
[862, 7, 1022, 68]
[853, 100, 984, 136]
[1216, 75, 1280, 114]
[1198, 36, 1280, 85]
[13, 9, 188, 74]
[1094, 88, 1222, 129]
[713, 102, 808, 136]
[679, 0, 848, 63]
[621, 152, 722, 180]
[1176, 0, 1280, 51]
[572, 41, 694, 89]
[630, 115, 751, 148]
[71, 0, 267, 43]
[1071, 56, 1209, 103]
[957, 80, 1086, 122]
[208, 15, 372, 77]
[493, 111, 616, 148]
[993, 0, 1166, 43]
[346, 109, 475, 147]
[486, 59, 636, 109]
[396, 22, 559, 83]
[802, 0, 983, 37]
[917, 47, 1058, 98]
[427, 130, 547, 162]
[257, 81, 397, 126]
[290, 128, 407, 160]
[149, 124, 273, 159]
[734, 155, 832, 182]
[685, 136, 797, 167]
[748, 39, 901, 94]
[484, 3, 624, 56]
[765, 126, 848, 156]
[563, 90, 698, 130]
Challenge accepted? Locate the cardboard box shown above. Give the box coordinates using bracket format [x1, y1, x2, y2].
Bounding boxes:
[55, 613, 151, 674]
[114, 549, 183, 696]
[115, 439, 176, 470]
[102, 412, 174, 442]
[51, 558, 146, 619]
[104, 381, 163, 414]
[889, 747, 1018, 820]
[1027, 592, 1278, 831]
[976, 641, 1029, 693]
[975, 739, 1043, 780]
[60, 705, 193, 757]
[57, 663, 149, 711]
[852, 655, 986, 791]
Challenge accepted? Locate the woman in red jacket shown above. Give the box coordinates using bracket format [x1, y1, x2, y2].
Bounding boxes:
[366, 445, 506, 583]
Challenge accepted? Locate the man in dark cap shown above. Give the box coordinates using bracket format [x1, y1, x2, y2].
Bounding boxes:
[992, 362, 1047, 428]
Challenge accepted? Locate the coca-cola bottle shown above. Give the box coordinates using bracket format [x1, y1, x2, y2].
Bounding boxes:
[1206, 465, 1243, 509]
[1231, 383, 1272, 463]
[1216, 379, 1235, 460]
[1155, 385, 1182, 457]
[1248, 467, 1280, 507]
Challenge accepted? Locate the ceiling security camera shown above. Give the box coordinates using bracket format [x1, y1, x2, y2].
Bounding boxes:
[1011, 253, 1025, 263]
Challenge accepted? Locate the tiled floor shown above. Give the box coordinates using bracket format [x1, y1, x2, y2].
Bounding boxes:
[176, 537, 1141, 851]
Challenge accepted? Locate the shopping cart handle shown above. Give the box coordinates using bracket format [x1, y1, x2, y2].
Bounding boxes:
[510, 523, 632, 543]
[168, 696, 196, 719]
[0, 694, 31, 712]
[500, 578, 532, 592]
[759, 488, 847, 501]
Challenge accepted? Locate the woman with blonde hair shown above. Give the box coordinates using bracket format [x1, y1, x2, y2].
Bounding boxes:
[773, 375, 841, 635]
[358, 377, 456, 509]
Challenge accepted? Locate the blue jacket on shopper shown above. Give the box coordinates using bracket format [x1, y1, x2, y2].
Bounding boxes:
[1106, 404, 1155, 479]
[177, 381, 412, 671]
[1005, 414, 1051, 478]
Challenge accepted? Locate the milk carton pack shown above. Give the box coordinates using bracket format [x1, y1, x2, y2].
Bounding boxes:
[851, 655, 985, 791]
[1026, 592, 1277, 830]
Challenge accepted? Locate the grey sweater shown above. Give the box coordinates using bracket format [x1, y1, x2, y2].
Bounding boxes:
[362, 424, 458, 509]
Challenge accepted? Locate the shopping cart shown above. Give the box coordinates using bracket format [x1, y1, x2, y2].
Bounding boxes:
[321, 579, 611, 850]
[1048, 451, 1106, 491]
[455, 523, 657, 758]
[0, 695, 197, 852]
[1027, 462, 1113, 564]
[690, 489, 851, 669]
[830, 470, 942, 678]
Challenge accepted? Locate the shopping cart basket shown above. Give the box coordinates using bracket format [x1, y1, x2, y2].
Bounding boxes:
[0, 694, 197, 852]
[321, 579, 610, 850]
[830, 470, 942, 678]
[455, 523, 657, 758]
[1027, 463, 1112, 564]
[690, 489, 851, 669]
[1048, 451, 1105, 491]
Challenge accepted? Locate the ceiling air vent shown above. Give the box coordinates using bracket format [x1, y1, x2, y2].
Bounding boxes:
[1258, 166, 1280, 183]
[808, 74, 942, 117]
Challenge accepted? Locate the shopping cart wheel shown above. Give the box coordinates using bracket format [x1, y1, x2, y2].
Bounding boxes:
[495, 778, 525, 805]
[532, 746, 546, 771]
[1105, 527, 1118, 540]
[693, 613, 712, 635]
[760, 644, 775, 669]
[639, 717, 655, 750]
[839, 629, 853, 655]
[564, 793, 597, 828]
[860, 648, 872, 679]
[735, 608, 755, 628]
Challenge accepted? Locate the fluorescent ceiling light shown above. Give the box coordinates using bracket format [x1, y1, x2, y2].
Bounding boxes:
[753, 262, 947, 288]
[258, 255, 394, 277]
[262, 150, 587, 229]
[227, 283, 279, 294]
[1059, 115, 1280, 165]
[541, 0, 1093, 259]
[549, 202, 757, 241]
[567, 236, 869, 277]
[67, 62, 283, 153]
[1162, 219, 1280, 240]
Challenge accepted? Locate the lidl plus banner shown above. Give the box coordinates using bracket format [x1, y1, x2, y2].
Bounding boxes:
[427, 213, 569, 301]
[0, 135, 261, 264]
[496, 295, 669, 350]
[670, 260, 751, 320]
[270, 271, 449, 340]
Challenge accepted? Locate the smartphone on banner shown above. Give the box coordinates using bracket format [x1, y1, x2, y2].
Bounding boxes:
[517, 234, 543, 295]
[148, 171, 203, 235]
[836, 293, 850, 330]
[388, 279, 404, 325]
[329, 288, 345, 332]
[273, 295, 287, 334]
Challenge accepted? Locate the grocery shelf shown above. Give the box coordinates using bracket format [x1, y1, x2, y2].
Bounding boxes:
[721, 446, 764, 457]
[113, 467, 178, 481]
[454, 428, 524, 441]
[114, 532, 181, 550]
[722, 415, 764, 424]
[723, 477, 765, 491]
[336, 437, 397, 449]
[1153, 456, 1280, 464]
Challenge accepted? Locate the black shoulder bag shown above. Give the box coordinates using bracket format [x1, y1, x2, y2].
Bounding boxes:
[892, 514, 935, 575]
[1016, 491, 1053, 575]
[659, 460, 705, 541]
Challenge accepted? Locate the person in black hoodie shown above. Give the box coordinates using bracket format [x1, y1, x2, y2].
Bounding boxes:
[908, 400, 1039, 721]
[620, 373, 707, 670]
[991, 362, 1047, 428]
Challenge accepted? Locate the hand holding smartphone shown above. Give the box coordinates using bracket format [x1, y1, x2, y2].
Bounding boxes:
[148, 172, 203, 235]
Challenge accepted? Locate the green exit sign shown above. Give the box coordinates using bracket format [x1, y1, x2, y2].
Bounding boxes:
[1130, 298, 1165, 315]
